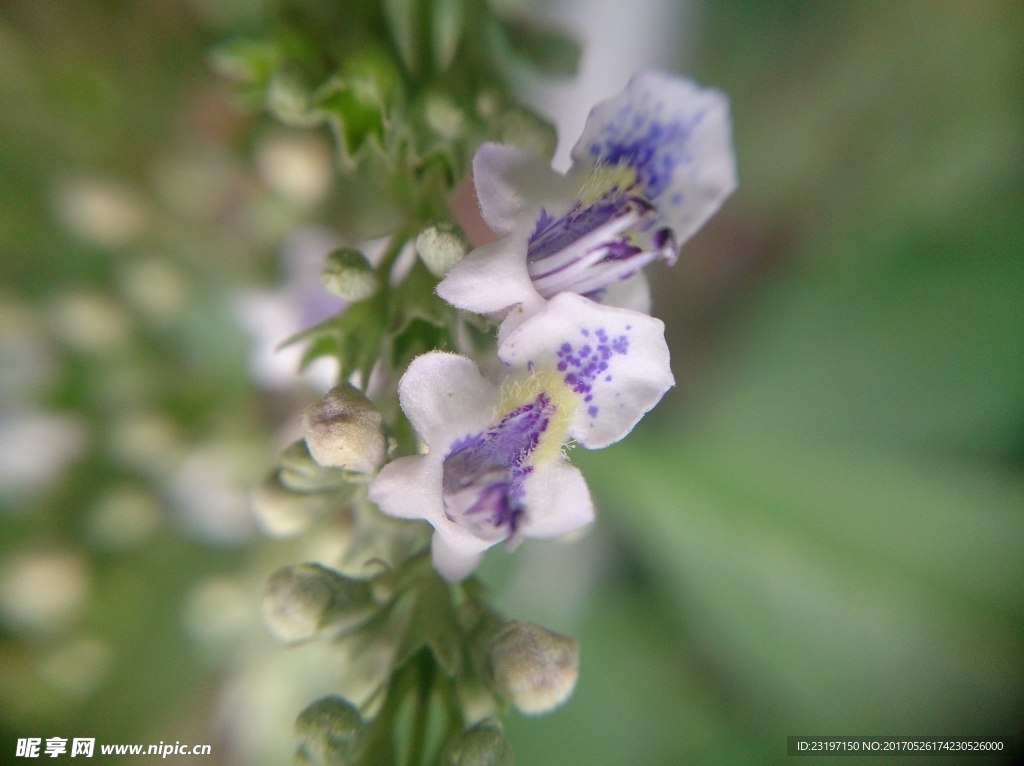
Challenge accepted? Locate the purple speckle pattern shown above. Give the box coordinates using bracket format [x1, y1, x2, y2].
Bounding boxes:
[556, 326, 630, 420]
[442, 394, 555, 541]
[584, 82, 707, 201]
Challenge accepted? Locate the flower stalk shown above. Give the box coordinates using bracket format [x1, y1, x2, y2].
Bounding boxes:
[222, 2, 735, 763]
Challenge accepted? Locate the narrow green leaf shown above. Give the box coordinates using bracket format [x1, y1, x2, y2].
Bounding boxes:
[431, 0, 465, 72]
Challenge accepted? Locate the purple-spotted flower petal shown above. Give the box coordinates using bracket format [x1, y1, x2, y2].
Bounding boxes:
[498, 292, 674, 449]
[368, 351, 594, 582]
[571, 70, 736, 245]
[438, 70, 735, 320]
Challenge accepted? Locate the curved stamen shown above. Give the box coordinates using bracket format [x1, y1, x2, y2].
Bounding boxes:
[525, 192, 677, 298]
[527, 198, 648, 274]
[553, 249, 663, 296]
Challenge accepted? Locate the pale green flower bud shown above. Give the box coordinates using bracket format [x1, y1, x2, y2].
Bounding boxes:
[321, 248, 378, 302]
[250, 471, 332, 537]
[488, 621, 579, 715]
[443, 720, 513, 766]
[295, 695, 364, 766]
[416, 222, 467, 278]
[424, 92, 465, 140]
[278, 439, 349, 493]
[498, 109, 557, 161]
[303, 384, 386, 474]
[262, 563, 375, 644]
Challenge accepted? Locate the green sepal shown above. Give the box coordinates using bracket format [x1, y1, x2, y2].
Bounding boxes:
[386, 260, 459, 373]
[390, 571, 462, 677]
[391, 259, 455, 331]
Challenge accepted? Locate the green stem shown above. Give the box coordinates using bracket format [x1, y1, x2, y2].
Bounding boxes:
[407, 650, 434, 766]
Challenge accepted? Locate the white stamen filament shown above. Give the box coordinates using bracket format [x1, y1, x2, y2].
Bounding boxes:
[527, 203, 646, 281]
[550, 248, 663, 296]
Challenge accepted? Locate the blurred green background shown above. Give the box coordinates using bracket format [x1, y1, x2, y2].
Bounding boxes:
[1, 1, 1021, 764]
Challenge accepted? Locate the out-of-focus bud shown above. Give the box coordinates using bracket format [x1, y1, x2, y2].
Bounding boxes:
[262, 563, 375, 644]
[250, 471, 333, 537]
[416, 222, 467, 278]
[278, 439, 348, 493]
[295, 695, 364, 766]
[443, 720, 513, 766]
[497, 108, 557, 161]
[488, 621, 579, 715]
[321, 248, 378, 302]
[424, 92, 465, 140]
[303, 384, 386, 474]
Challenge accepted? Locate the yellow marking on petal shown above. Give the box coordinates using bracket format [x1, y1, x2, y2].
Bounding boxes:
[497, 370, 576, 469]
[577, 164, 637, 206]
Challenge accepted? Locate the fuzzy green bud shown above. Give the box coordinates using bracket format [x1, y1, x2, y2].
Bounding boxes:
[424, 92, 465, 140]
[295, 695, 364, 766]
[443, 720, 513, 766]
[251, 471, 333, 537]
[321, 248, 378, 302]
[416, 222, 467, 277]
[488, 621, 579, 715]
[303, 384, 386, 474]
[262, 563, 375, 644]
[498, 108, 557, 161]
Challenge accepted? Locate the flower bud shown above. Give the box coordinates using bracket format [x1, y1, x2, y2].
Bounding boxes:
[443, 720, 513, 766]
[488, 621, 579, 715]
[250, 471, 332, 537]
[498, 108, 557, 161]
[321, 248, 378, 302]
[295, 695, 364, 766]
[278, 439, 349, 493]
[424, 93, 465, 140]
[303, 384, 386, 474]
[262, 563, 375, 643]
[416, 222, 467, 278]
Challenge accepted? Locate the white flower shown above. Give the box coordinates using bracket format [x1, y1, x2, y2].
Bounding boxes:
[368, 293, 673, 581]
[437, 70, 736, 328]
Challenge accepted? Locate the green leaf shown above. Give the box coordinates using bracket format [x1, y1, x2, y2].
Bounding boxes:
[383, 0, 428, 74]
[208, 37, 283, 107]
[284, 296, 386, 381]
[431, 0, 465, 72]
[209, 36, 282, 85]
[317, 77, 387, 160]
[578, 439, 1024, 738]
[490, 15, 580, 77]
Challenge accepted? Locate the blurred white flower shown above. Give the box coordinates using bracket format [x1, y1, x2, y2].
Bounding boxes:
[233, 226, 346, 391]
[0, 411, 88, 506]
[54, 176, 148, 248]
[0, 550, 90, 635]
